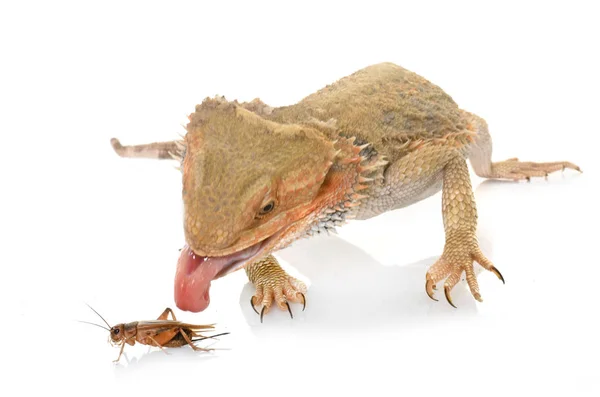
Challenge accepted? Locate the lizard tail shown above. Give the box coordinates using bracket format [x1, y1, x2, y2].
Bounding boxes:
[110, 138, 185, 161]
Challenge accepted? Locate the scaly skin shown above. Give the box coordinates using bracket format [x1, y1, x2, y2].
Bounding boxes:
[111, 63, 580, 318]
[245, 255, 307, 322]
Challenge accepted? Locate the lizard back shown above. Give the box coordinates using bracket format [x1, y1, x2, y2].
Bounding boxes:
[270, 62, 472, 164]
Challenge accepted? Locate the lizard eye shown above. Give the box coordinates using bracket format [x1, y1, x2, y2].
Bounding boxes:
[259, 201, 275, 216]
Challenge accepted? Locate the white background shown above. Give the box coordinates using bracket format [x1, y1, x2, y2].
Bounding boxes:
[1, 1, 599, 396]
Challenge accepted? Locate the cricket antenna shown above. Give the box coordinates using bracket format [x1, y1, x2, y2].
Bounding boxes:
[85, 303, 112, 328]
[78, 320, 110, 331]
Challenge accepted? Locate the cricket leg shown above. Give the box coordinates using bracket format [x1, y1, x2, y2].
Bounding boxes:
[111, 138, 184, 160]
[179, 330, 211, 352]
[425, 153, 505, 306]
[245, 254, 307, 322]
[467, 113, 581, 180]
[156, 308, 177, 321]
[147, 336, 169, 355]
[114, 343, 127, 363]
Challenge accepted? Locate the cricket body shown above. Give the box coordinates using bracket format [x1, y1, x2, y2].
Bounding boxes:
[84, 306, 221, 362]
[111, 62, 580, 319]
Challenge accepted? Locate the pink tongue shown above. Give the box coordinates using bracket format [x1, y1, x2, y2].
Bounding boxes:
[174, 245, 223, 312]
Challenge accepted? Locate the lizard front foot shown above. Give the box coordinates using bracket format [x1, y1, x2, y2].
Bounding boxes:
[425, 231, 504, 307]
[246, 255, 308, 322]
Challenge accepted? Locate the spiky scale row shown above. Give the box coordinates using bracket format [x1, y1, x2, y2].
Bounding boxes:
[168, 139, 187, 162]
[303, 136, 388, 238]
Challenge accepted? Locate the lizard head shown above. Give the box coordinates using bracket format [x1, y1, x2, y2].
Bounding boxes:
[174, 97, 343, 312]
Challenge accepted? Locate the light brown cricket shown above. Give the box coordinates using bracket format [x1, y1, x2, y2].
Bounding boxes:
[81, 305, 228, 362]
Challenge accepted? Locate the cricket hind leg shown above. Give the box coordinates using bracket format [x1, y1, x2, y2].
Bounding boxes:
[179, 329, 211, 352]
[156, 307, 177, 321]
[156, 308, 220, 351]
[466, 113, 581, 181]
[162, 330, 216, 351]
[147, 335, 170, 355]
[110, 138, 185, 160]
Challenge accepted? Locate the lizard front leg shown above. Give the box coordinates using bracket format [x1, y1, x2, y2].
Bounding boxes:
[245, 255, 307, 322]
[426, 153, 504, 306]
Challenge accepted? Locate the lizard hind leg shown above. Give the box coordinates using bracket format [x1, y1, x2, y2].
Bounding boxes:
[466, 113, 581, 181]
[245, 255, 307, 322]
[483, 159, 580, 181]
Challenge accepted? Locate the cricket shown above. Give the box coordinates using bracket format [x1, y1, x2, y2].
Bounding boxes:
[81, 304, 229, 362]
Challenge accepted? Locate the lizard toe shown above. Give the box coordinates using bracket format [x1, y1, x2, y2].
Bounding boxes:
[250, 275, 307, 322]
[426, 238, 503, 306]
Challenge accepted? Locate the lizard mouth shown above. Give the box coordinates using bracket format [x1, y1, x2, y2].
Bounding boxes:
[174, 231, 281, 313]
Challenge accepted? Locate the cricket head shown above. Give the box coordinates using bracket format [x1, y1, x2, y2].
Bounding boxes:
[108, 324, 126, 345]
[174, 97, 362, 312]
[81, 305, 132, 347]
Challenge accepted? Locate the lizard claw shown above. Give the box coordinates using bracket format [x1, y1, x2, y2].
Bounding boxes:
[299, 292, 306, 311]
[444, 285, 457, 308]
[425, 279, 438, 301]
[256, 300, 295, 322]
[490, 266, 505, 284]
[250, 297, 259, 315]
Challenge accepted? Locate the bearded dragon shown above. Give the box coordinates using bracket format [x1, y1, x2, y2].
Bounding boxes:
[111, 62, 580, 320]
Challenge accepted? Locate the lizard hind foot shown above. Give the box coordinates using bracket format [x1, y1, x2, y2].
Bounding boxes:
[487, 158, 581, 181]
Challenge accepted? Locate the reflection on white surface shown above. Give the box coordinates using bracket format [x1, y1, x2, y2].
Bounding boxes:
[239, 235, 478, 331]
[5, 155, 594, 397]
[112, 343, 225, 373]
[65, 168, 593, 396]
